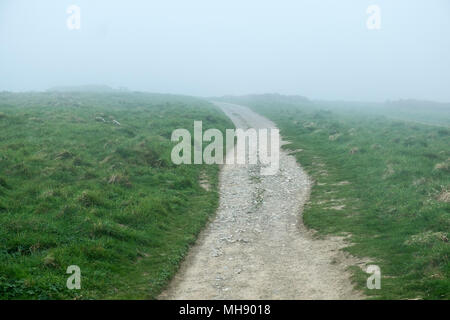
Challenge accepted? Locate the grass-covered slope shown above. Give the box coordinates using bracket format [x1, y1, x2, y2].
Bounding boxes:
[220, 95, 449, 299]
[0, 92, 233, 299]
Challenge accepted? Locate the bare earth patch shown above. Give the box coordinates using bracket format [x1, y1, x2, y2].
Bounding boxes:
[327, 205, 346, 211]
[159, 103, 364, 300]
[332, 181, 351, 186]
[437, 190, 450, 203]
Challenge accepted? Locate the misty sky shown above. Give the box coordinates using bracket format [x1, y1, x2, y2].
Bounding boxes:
[1, 0, 449, 102]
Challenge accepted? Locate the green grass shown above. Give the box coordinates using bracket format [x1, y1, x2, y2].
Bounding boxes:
[219, 95, 449, 300]
[0, 91, 234, 299]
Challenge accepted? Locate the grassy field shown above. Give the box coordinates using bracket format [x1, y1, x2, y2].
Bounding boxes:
[219, 95, 449, 299]
[0, 91, 233, 299]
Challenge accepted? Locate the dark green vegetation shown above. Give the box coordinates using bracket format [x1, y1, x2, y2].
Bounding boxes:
[0, 92, 233, 299]
[220, 95, 449, 299]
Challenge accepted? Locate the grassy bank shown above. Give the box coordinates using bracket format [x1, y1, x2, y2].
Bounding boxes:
[0, 92, 233, 299]
[220, 95, 449, 299]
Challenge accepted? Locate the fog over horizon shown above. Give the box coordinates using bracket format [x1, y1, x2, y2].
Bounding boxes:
[1, 0, 450, 103]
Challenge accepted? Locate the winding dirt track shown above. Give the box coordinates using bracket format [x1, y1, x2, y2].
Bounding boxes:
[159, 102, 363, 300]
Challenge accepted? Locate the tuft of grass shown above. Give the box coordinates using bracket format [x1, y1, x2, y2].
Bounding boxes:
[434, 159, 450, 172]
[437, 190, 450, 203]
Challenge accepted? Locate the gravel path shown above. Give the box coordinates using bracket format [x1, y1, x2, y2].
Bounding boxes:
[159, 102, 363, 300]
